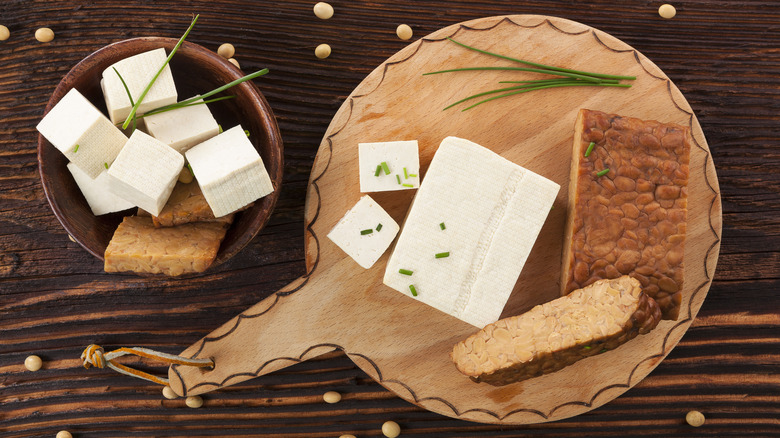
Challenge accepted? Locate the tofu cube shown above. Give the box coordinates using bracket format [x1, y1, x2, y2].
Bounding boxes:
[143, 95, 220, 154]
[327, 195, 400, 269]
[359, 140, 420, 192]
[67, 163, 135, 216]
[36, 88, 128, 178]
[383, 137, 560, 328]
[101, 48, 178, 124]
[185, 126, 274, 217]
[107, 130, 184, 216]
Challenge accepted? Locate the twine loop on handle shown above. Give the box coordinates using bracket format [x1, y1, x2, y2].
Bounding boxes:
[81, 344, 213, 386]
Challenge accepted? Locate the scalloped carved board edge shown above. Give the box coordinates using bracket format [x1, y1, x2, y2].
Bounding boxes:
[170, 15, 721, 424]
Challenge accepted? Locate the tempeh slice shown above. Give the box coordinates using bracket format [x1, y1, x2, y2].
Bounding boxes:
[104, 216, 228, 276]
[451, 276, 661, 386]
[561, 109, 691, 320]
[137, 181, 235, 227]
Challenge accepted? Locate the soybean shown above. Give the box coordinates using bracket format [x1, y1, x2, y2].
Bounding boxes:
[313, 2, 334, 20]
[382, 420, 401, 438]
[228, 58, 240, 69]
[162, 386, 178, 400]
[658, 4, 677, 19]
[24, 355, 42, 371]
[323, 391, 341, 403]
[686, 410, 705, 427]
[35, 27, 54, 42]
[396, 24, 413, 41]
[0, 25, 9, 41]
[315, 43, 331, 59]
[185, 395, 203, 408]
[217, 43, 235, 59]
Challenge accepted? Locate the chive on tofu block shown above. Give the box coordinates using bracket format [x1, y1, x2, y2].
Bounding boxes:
[383, 136, 560, 328]
[359, 140, 420, 192]
[143, 95, 220, 154]
[36, 88, 128, 178]
[185, 126, 274, 218]
[327, 195, 400, 269]
[107, 130, 184, 216]
[67, 163, 134, 216]
[101, 48, 178, 124]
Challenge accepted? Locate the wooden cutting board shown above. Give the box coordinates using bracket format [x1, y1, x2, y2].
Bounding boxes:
[169, 15, 722, 424]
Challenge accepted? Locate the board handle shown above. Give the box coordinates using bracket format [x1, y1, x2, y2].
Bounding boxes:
[168, 274, 336, 397]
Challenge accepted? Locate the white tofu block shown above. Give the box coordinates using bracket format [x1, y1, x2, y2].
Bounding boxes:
[384, 136, 560, 328]
[101, 48, 178, 124]
[327, 195, 400, 269]
[106, 130, 184, 216]
[358, 140, 420, 192]
[67, 163, 134, 216]
[36, 88, 128, 178]
[143, 95, 220, 154]
[185, 126, 273, 217]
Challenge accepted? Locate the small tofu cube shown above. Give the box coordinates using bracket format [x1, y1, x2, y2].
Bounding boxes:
[143, 95, 220, 154]
[327, 195, 400, 269]
[36, 88, 128, 178]
[384, 137, 560, 328]
[185, 126, 273, 218]
[67, 163, 134, 216]
[107, 130, 184, 216]
[101, 48, 178, 124]
[358, 140, 420, 192]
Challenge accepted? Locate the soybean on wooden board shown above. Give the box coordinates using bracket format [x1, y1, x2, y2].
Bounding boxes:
[169, 15, 722, 424]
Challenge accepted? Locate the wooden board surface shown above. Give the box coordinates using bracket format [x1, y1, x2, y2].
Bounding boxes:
[170, 15, 722, 424]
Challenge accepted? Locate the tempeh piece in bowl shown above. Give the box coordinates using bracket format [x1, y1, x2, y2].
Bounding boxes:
[451, 276, 661, 386]
[561, 109, 691, 320]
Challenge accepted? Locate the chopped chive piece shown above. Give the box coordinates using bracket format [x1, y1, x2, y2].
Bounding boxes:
[187, 163, 193, 174]
[104, 162, 109, 169]
[409, 284, 418, 296]
[583, 346, 591, 350]
[244, 129, 250, 137]
[376, 223, 383, 231]
[550, 205, 555, 210]
[74, 144, 79, 153]
[360, 229, 373, 235]
[599, 348, 608, 353]
[374, 164, 382, 177]
[596, 168, 610, 177]
[585, 142, 595, 157]
[396, 174, 401, 184]
[399, 269, 413, 276]
[435, 252, 450, 258]
[381, 161, 390, 175]
[439, 222, 446, 230]
[409, 173, 417, 177]
[218, 124, 223, 133]
[402, 183, 414, 188]
[404, 167, 408, 179]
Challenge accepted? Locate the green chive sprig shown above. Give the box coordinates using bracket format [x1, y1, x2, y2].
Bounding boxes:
[425, 38, 635, 111]
[113, 67, 137, 132]
[585, 142, 595, 157]
[122, 14, 199, 129]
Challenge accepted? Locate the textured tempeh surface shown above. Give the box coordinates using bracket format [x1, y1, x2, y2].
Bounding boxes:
[1, 0, 778, 436]
[452, 276, 661, 386]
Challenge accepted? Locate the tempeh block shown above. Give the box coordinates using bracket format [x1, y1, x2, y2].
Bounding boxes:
[561, 109, 691, 320]
[451, 276, 661, 386]
[104, 216, 228, 276]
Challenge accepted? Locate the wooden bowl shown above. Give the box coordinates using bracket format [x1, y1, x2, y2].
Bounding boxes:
[37, 37, 284, 271]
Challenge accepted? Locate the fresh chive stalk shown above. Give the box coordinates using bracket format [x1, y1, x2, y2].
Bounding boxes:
[374, 165, 382, 177]
[376, 223, 383, 231]
[444, 38, 636, 81]
[122, 14, 199, 129]
[435, 252, 450, 258]
[360, 229, 373, 235]
[138, 95, 236, 118]
[585, 142, 595, 157]
[409, 284, 418, 296]
[596, 168, 610, 177]
[399, 269, 413, 276]
[459, 82, 632, 111]
[381, 161, 390, 175]
[112, 67, 137, 132]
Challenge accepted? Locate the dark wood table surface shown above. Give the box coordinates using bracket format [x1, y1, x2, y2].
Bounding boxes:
[1, 1, 778, 437]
